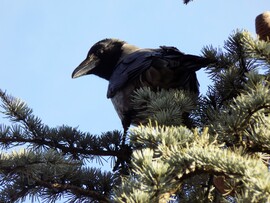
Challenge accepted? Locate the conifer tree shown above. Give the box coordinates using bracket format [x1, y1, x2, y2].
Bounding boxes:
[0, 30, 269, 203]
[114, 31, 270, 203]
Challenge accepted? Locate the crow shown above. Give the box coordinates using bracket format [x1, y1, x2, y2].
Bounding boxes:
[72, 38, 211, 133]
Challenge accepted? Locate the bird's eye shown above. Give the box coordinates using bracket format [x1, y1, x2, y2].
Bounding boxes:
[96, 49, 104, 56]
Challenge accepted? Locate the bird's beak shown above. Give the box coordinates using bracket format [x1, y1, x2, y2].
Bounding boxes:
[72, 54, 100, 78]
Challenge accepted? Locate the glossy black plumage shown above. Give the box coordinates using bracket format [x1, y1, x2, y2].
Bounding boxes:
[72, 38, 212, 132]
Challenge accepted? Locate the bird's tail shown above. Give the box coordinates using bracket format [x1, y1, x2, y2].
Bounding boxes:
[180, 54, 214, 71]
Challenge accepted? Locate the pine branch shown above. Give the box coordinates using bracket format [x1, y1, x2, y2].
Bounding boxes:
[131, 87, 198, 128]
[0, 125, 126, 159]
[202, 31, 259, 108]
[32, 178, 110, 203]
[0, 89, 132, 201]
[0, 150, 115, 202]
[200, 31, 269, 131]
[0, 89, 130, 162]
[0, 89, 47, 140]
[240, 31, 270, 65]
[115, 124, 270, 203]
[208, 72, 270, 152]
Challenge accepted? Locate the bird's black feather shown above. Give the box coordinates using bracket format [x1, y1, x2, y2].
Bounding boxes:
[107, 49, 154, 98]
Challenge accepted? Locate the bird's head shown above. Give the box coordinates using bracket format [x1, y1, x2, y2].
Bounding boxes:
[72, 38, 125, 80]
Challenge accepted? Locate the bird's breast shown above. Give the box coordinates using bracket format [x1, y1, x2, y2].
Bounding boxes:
[110, 82, 137, 122]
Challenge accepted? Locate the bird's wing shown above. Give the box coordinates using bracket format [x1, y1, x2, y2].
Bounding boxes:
[107, 46, 210, 98]
[107, 49, 156, 98]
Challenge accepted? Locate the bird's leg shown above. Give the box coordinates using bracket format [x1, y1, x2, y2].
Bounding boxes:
[121, 125, 129, 146]
[121, 114, 132, 146]
[113, 123, 130, 173]
[113, 141, 132, 174]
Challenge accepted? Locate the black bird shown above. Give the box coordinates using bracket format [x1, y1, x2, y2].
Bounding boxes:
[72, 38, 211, 133]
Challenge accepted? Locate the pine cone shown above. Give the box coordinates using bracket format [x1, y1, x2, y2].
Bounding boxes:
[256, 11, 270, 41]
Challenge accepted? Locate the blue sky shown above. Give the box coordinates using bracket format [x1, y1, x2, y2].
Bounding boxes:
[0, 1, 269, 202]
[0, 1, 268, 134]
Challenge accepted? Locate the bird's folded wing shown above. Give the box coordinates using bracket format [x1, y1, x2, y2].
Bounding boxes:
[107, 50, 155, 98]
[106, 46, 208, 98]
